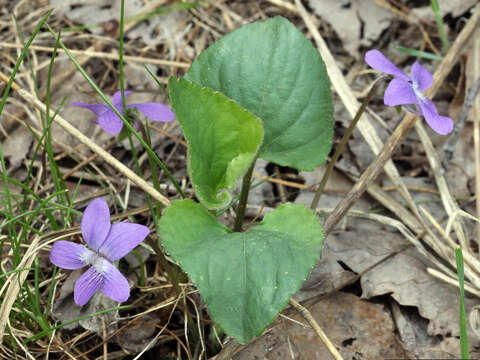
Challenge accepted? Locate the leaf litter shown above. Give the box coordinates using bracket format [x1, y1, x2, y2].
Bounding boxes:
[1, 0, 480, 358]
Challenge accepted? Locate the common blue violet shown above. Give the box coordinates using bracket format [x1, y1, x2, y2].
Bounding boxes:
[49, 198, 150, 306]
[72, 90, 175, 135]
[365, 49, 453, 135]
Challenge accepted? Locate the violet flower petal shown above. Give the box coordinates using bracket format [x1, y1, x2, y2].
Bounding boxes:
[418, 98, 454, 135]
[99, 222, 150, 261]
[71, 102, 109, 117]
[101, 260, 130, 303]
[97, 109, 124, 135]
[112, 90, 133, 109]
[50, 241, 92, 270]
[365, 50, 409, 81]
[383, 78, 417, 106]
[127, 103, 175, 122]
[411, 61, 433, 91]
[74, 266, 104, 306]
[81, 198, 111, 251]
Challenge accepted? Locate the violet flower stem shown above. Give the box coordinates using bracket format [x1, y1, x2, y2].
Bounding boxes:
[119, 0, 127, 113]
[233, 161, 256, 232]
[310, 76, 387, 210]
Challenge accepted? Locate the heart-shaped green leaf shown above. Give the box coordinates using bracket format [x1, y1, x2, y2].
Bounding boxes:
[169, 77, 263, 209]
[185, 16, 333, 171]
[159, 199, 324, 343]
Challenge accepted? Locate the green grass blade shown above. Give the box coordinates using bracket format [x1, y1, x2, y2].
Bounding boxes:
[143, 64, 167, 96]
[430, 0, 450, 52]
[27, 305, 130, 343]
[456, 248, 469, 359]
[396, 46, 443, 61]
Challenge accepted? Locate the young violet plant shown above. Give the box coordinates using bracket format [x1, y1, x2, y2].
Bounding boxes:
[50, 198, 149, 306]
[72, 90, 175, 134]
[365, 49, 453, 135]
[159, 16, 333, 344]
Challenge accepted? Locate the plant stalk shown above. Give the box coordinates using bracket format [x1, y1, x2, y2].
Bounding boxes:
[233, 161, 256, 232]
[310, 76, 386, 210]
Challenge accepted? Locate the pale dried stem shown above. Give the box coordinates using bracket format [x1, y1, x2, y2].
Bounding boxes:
[420, 206, 480, 279]
[473, 36, 480, 256]
[415, 121, 468, 248]
[0, 237, 40, 344]
[265, 0, 298, 13]
[0, 43, 190, 68]
[428, 267, 480, 297]
[289, 298, 344, 360]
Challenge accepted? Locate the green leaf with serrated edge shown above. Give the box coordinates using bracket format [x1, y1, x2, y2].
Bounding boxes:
[169, 77, 263, 209]
[159, 199, 324, 344]
[185, 16, 333, 171]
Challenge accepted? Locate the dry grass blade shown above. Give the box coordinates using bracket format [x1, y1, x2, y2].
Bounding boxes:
[289, 298, 344, 360]
[0, 43, 190, 68]
[415, 121, 468, 248]
[0, 237, 40, 344]
[474, 36, 480, 256]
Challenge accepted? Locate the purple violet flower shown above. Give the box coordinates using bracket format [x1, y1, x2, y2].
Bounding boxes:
[71, 90, 175, 135]
[49, 198, 150, 306]
[365, 49, 453, 135]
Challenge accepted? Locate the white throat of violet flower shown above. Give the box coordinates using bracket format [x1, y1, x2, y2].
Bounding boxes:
[81, 250, 109, 275]
[411, 80, 426, 101]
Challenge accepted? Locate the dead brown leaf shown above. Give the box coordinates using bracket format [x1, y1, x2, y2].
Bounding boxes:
[233, 292, 405, 359]
[326, 228, 480, 342]
[308, 0, 393, 56]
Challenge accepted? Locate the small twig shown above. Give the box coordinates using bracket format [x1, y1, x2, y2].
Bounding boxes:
[101, 316, 108, 360]
[274, 166, 288, 203]
[289, 298, 343, 360]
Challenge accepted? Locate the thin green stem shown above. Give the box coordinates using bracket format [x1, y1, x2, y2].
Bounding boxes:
[456, 248, 469, 359]
[144, 65, 168, 96]
[430, 0, 450, 53]
[310, 76, 387, 210]
[119, 0, 127, 112]
[233, 161, 256, 232]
